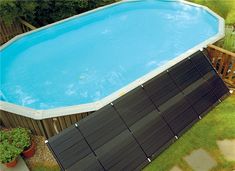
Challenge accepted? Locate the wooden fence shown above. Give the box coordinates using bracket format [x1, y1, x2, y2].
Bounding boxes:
[0, 110, 91, 138]
[207, 44, 235, 87]
[0, 18, 36, 45]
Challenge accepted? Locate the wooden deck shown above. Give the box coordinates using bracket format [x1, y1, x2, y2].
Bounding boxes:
[207, 44, 235, 88]
[0, 18, 36, 45]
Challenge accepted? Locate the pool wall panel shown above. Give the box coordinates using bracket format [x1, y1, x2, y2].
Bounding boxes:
[47, 51, 229, 170]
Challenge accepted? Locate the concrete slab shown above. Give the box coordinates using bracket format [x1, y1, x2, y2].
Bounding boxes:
[184, 148, 217, 171]
[217, 139, 235, 161]
[169, 165, 183, 171]
[0, 156, 29, 171]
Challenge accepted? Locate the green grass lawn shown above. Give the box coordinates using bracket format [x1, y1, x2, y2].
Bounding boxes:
[144, 93, 235, 171]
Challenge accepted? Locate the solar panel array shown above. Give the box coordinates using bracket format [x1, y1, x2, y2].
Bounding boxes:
[47, 51, 229, 171]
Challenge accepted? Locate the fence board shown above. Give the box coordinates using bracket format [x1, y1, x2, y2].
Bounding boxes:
[5, 112, 15, 127]
[70, 115, 77, 124]
[64, 116, 71, 127]
[42, 119, 54, 138]
[222, 54, 230, 78]
[37, 120, 47, 137]
[58, 117, 67, 130]
[228, 63, 235, 81]
[76, 113, 82, 121]
[0, 18, 35, 45]
[31, 119, 42, 135]
[25, 117, 37, 134]
[53, 118, 62, 133]
[10, 113, 20, 127]
[0, 111, 11, 127]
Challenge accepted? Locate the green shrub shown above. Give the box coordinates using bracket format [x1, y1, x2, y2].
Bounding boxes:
[0, 0, 119, 26]
[0, 130, 10, 143]
[188, 0, 235, 24]
[11, 128, 31, 150]
[0, 128, 32, 164]
[216, 27, 235, 52]
[0, 141, 22, 164]
[0, 0, 37, 25]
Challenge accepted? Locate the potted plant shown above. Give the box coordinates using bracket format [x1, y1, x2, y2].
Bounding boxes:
[11, 128, 36, 158]
[0, 141, 22, 167]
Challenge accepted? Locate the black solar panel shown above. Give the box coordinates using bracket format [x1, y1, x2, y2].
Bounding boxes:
[47, 126, 104, 171]
[47, 51, 229, 171]
[193, 90, 218, 116]
[168, 59, 201, 90]
[113, 87, 156, 127]
[191, 51, 229, 98]
[78, 105, 127, 151]
[207, 76, 229, 99]
[166, 107, 198, 135]
[143, 72, 181, 107]
[95, 130, 148, 170]
[129, 110, 174, 157]
[67, 153, 104, 171]
[159, 93, 198, 135]
[191, 51, 214, 76]
[112, 87, 175, 157]
[182, 78, 212, 104]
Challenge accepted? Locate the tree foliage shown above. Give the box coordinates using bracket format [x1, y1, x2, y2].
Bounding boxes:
[0, 0, 118, 26]
[0, 0, 37, 25]
[189, 0, 235, 24]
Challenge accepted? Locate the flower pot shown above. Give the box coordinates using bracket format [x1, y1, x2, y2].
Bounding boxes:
[22, 141, 36, 158]
[5, 158, 17, 168]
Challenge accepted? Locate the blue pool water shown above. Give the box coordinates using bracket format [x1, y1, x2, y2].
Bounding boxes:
[0, 1, 219, 109]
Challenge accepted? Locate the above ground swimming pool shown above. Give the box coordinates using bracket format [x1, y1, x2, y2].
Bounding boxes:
[0, 0, 224, 119]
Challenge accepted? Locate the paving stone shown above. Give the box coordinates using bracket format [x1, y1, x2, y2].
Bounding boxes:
[217, 139, 235, 161]
[184, 148, 217, 171]
[0, 156, 29, 171]
[169, 165, 183, 171]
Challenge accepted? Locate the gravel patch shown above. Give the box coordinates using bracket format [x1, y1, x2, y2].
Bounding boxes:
[24, 135, 59, 170]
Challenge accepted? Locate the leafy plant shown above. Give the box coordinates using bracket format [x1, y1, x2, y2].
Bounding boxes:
[0, 141, 22, 164]
[0, 0, 119, 27]
[0, 0, 37, 25]
[11, 128, 31, 150]
[216, 27, 235, 52]
[188, 0, 235, 24]
[0, 130, 10, 143]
